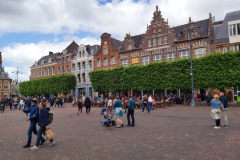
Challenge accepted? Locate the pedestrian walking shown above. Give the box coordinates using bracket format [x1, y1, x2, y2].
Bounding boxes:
[21, 98, 45, 148]
[30, 102, 55, 150]
[142, 95, 150, 113]
[148, 95, 153, 110]
[113, 96, 124, 128]
[55, 98, 59, 107]
[211, 94, 223, 129]
[77, 98, 83, 116]
[25, 98, 31, 118]
[9, 98, 13, 110]
[84, 97, 91, 114]
[50, 97, 54, 109]
[220, 92, 228, 127]
[107, 97, 113, 114]
[124, 97, 129, 113]
[127, 96, 136, 127]
[59, 98, 63, 108]
[19, 98, 25, 112]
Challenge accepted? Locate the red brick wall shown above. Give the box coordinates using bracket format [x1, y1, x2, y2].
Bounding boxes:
[94, 36, 119, 70]
[210, 42, 230, 53]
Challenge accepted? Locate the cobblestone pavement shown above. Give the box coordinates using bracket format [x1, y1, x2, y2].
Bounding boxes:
[0, 102, 240, 160]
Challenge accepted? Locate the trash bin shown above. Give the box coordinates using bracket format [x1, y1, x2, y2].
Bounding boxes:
[237, 97, 240, 106]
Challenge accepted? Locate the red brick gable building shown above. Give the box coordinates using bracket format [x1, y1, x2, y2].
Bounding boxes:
[119, 6, 214, 66]
[94, 33, 122, 70]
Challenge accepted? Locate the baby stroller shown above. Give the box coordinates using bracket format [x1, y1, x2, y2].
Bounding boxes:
[100, 108, 107, 115]
[100, 111, 116, 127]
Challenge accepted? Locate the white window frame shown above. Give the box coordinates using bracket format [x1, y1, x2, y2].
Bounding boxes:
[67, 66, 70, 73]
[104, 58, 108, 66]
[230, 45, 239, 51]
[48, 68, 51, 75]
[62, 66, 65, 73]
[97, 59, 101, 67]
[153, 38, 157, 46]
[31, 71, 34, 78]
[164, 36, 168, 44]
[38, 70, 40, 77]
[216, 47, 220, 52]
[45, 68, 47, 76]
[195, 47, 206, 58]
[148, 39, 151, 47]
[111, 56, 115, 64]
[52, 67, 55, 75]
[103, 49, 108, 54]
[78, 63, 81, 70]
[35, 71, 37, 78]
[4, 82, 8, 89]
[223, 46, 227, 53]
[121, 59, 128, 67]
[179, 50, 189, 59]
[153, 54, 162, 62]
[41, 69, 44, 77]
[158, 37, 162, 45]
[166, 52, 175, 62]
[58, 67, 61, 74]
[89, 61, 92, 69]
[142, 56, 150, 65]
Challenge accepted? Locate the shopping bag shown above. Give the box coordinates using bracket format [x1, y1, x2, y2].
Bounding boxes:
[45, 128, 54, 140]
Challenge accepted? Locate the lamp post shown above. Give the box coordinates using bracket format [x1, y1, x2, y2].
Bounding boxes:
[185, 18, 198, 107]
[12, 67, 23, 97]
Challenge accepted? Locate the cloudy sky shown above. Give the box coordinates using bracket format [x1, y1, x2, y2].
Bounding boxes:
[0, 0, 239, 82]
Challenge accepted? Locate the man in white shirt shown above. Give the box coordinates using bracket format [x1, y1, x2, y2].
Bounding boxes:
[148, 95, 153, 110]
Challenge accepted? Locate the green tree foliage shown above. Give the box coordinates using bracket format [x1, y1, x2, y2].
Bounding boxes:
[90, 51, 240, 92]
[19, 74, 76, 96]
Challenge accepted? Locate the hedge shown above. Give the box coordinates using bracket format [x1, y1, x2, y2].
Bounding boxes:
[19, 74, 77, 96]
[90, 51, 240, 93]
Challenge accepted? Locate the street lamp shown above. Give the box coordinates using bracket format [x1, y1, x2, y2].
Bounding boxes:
[12, 67, 23, 97]
[185, 18, 201, 107]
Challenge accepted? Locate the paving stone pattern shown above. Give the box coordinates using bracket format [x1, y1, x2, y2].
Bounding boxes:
[0, 103, 240, 160]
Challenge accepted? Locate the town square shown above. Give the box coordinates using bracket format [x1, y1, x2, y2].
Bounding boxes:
[0, 0, 240, 159]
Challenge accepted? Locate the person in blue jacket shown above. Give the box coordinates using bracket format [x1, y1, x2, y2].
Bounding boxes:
[31, 102, 55, 150]
[21, 99, 45, 148]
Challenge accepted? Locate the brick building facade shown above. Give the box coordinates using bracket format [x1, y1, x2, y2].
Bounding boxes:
[94, 33, 122, 70]
[30, 41, 79, 80]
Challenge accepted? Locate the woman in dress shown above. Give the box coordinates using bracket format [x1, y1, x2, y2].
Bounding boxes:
[211, 94, 223, 129]
[113, 96, 124, 128]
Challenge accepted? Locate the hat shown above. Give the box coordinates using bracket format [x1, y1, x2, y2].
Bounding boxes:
[31, 98, 37, 103]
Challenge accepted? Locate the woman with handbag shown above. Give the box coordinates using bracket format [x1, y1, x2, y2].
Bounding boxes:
[211, 94, 224, 129]
[113, 96, 125, 128]
[31, 102, 55, 150]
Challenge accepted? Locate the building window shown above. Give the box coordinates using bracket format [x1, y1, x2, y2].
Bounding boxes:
[179, 50, 189, 59]
[233, 24, 236, 35]
[89, 61, 92, 69]
[63, 58, 65, 63]
[62, 66, 65, 73]
[142, 56, 150, 65]
[148, 39, 151, 47]
[158, 28, 161, 32]
[38, 70, 40, 77]
[153, 29, 156, 33]
[195, 47, 206, 58]
[78, 63, 81, 70]
[132, 57, 139, 64]
[79, 51, 81, 58]
[4, 82, 8, 89]
[97, 59, 101, 67]
[82, 62, 86, 69]
[229, 25, 233, 36]
[91, 49, 94, 54]
[41, 69, 44, 76]
[104, 58, 108, 66]
[153, 38, 157, 46]
[230, 45, 239, 51]
[48, 68, 51, 75]
[82, 51, 85, 57]
[35, 71, 37, 77]
[67, 66, 69, 73]
[72, 64, 75, 71]
[111, 56, 115, 64]
[103, 49, 108, 54]
[45, 68, 47, 76]
[154, 54, 161, 62]
[121, 59, 128, 67]
[104, 68, 108, 70]
[237, 24, 240, 35]
[166, 52, 175, 61]
[164, 36, 168, 44]
[77, 74, 81, 83]
[128, 45, 132, 50]
[52, 67, 55, 75]
[66, 57, 69, 63]
[58, 67, 61, 74]
[158, 37, 162, 45]
[223, 47, 227, 53]
[31, 71, 34, 78]
[82, 73, 86, 82]
[216, 47, 220, 52]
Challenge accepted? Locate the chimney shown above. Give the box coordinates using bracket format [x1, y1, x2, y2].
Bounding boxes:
[0, 52, 2, 67]
[49, 51, 53, 56]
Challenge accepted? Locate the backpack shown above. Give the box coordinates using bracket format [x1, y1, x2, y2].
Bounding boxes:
[78, 101, 82, 107]
[49, 113, 53, 124]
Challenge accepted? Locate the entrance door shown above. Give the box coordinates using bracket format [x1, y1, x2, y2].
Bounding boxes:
[78, 88, 85, 98]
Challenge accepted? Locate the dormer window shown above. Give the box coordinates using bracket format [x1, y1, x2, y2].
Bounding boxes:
[41, 60, 45, 64]
[48, 58, 52, 63]
[128, 45, 132, 50]
[35, 61, 38, 66]
[91, 49, 94, 54]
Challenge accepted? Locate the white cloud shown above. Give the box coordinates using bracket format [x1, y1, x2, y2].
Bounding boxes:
[2, 36, 100, 82]
[0, 0, 239, 38]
